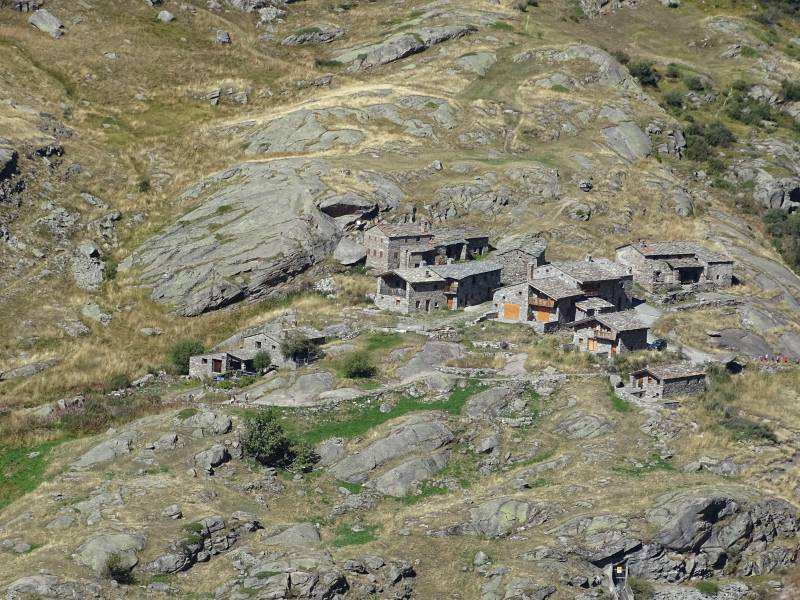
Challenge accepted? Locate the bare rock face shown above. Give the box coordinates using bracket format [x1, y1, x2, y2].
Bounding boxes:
[282, 23, 345, 46]
[28, 9, 65, 37]
[120, 160, 342, 316]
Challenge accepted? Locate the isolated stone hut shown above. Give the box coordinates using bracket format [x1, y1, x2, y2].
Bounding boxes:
[364, 222, 490, 271]
[570, 310, 649, 358]
[375, 261, 502, 314]
[189, 351, 256, 379]
[629, 364, 707, 399]
[615, 241, 734, 293]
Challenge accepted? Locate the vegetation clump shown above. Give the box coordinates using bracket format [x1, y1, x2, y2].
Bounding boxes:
[241, 409, 317, 472]
[252, 350, 272, 373]
[341, 351, 378, 379]
[281, 332, 321, 364]
[701, 366, 777, 442]
[169, 339, 205, 375]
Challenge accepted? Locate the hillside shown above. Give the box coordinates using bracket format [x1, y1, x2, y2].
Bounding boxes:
[1, 0, 800, 598]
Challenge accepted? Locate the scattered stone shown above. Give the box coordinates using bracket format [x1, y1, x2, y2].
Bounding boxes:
[216, 30, 231, 44]
[282, 23, 344, 46]
[158, 10, 175, 22]
[76, 533, 145, 575]
[29, 9, 65, 37]
[81, 303, 112, 326]
[161, 505, 183, 519]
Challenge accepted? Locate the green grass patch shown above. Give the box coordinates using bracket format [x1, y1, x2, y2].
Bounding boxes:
[491, 21, 515, 31]
[364, 331, 405, 351]
[613, 454, 675, 476]
[396, 481, 450, 506]
[0, 438, 67, 512]
[695, 580, 720, 596]
[177, 408, 198, 420]
[610, 393, 631, 413]
[301, 379, 484, 445]
[255, 571, 281, 580]
[740, 46, 759, 58]
[337, 481, 363, 494]
[550, 84, 570, 93]
[332, 524, 379, 547]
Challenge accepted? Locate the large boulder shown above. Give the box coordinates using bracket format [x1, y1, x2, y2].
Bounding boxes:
[72, 431, 138, 469]
[469, 498, 542, 538]
[29, 9, 65, 37]
[329, 415, 453, 483]
[333, 237, 367, 265]
[282, 23, 344, 46]
[119, 160, 342, 316]
[262, 523, 321, 547]
[556, 411, 614, 439]
[0, 146, 18, 182]
[194, 444, 231, 475]
[75, 533, 145, 575]
[370, 450, 450, 497]
[602, 121, 652, 162]
[332, 25, 476, 71]
[176, 411, 232, 436]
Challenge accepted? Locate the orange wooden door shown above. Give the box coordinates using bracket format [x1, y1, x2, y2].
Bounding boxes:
[588, 338, 597, 352]
[447, 297, 456, 310]
[503, 303, 520, 320]
[536, 307, 551, 322]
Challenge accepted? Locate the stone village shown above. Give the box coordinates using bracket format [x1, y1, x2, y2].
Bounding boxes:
[191, 221, 737, 403]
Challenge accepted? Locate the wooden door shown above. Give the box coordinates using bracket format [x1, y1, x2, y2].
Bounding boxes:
[447, 297, 456, 310]
[212, 359, 223, 373]
[587, 338, 597, 352]
[610, 343, 617, 356]
[503, 303, 520, 320]
[536, 307, 551, 322]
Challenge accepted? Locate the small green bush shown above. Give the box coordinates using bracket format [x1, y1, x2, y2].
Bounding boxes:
[664, 90, 684, 108]
[611, 49, 631, 65]
[252, 351, 271, 373]
[705, 121, 735, 147]
[341, 351, 377, 379]
[629, 60, 660, 87]
[169, 339, 205, 375]
[665, 64, 680, 78]
[241, 409, 317, 470]
[280, 333, 319, 363]
[107, 372, 131, 391]
[684, 75, 707, 91]
[629, 577, 655, 599]
[695, 580, 720, 596]
[781, 79, 800, 101]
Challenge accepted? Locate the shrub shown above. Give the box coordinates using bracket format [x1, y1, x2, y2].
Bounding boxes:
[107, 372, 131, 392]
[252, 351, 271, 373]
[611, 49, 631, 65]
[664, 90, 683, 108]
[629, 60, 660, 87]
[665, 64, 680, 78]
[705, 121, 735, 147]
[628, 577, 655, 599]
[782, 79, 800, 101]
[241, 409, 294, 468]
[280, 332, 319, 363]
[695, 580, 720, 596]
[169, 339, 205, 375]
[684, 75, 707, 91]
[341, 351, 377, 379]
[241, 410, 317, 470]
[685, 136, 711, 161]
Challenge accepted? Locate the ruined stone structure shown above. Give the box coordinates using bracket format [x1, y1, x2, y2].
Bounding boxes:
[628, 364, 707, 400]
[570, 310, 649, 358]
[531, 257, 633, 311]
[189, 351, 256, 379]
[375, 261, 502, 314]
[615, 241, 734, 294]
[494, 234, 548, 285]
[364, 222, 490, 271]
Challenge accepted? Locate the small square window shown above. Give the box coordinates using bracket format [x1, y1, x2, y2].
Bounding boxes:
[202, 358, 208, 364]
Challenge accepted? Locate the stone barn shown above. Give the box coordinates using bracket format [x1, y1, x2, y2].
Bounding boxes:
[615, 241, 734, 293]
[189, 351, 255, 379]
[531, 256, 633, 311]
[629, 364, 707, 400]
[570, 311, 649, 358]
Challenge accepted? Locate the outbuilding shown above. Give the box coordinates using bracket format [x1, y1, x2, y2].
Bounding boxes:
[629, 364, 707, 399]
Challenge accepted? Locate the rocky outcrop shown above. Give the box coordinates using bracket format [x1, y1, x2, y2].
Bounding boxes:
[467, 498, 550, 537]
[602, 122, 652, 162]
[369, 450, 450, 497]
[332, 25, 476, 71]
[333, 237, 366, 265]
[175, 411, 232, 436]
[329, 415, 453, 483]
[71, 241, 104, 290]
[75, 533, 145, 575]
[72, 431, 137, 469]
[120, 160, 342, 316]
[282, 23, 344, 46]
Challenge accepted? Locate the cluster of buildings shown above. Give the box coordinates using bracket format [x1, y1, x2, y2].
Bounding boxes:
[369, 223, 734, 360]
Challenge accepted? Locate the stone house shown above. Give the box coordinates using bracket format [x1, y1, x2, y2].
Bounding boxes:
[189, 350, 256, 379]
[364, 222, 490, 271]
[494, 234, 548, 285]
[570, 310, 649, 358]
[615, 241, 734, 293]
[375, 261, 502, 314]
[629, 364, 707, 400]
[531, 256, 633, 311]
[493, 277, 584, 332]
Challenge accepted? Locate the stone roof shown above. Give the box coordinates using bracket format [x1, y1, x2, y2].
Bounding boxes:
[495, 234, 548, 257]
[621, 241, 733, 264]
[373, 223, 433, 238]
[433, 226, 488, 244]
[595, 310, 648, 332]
[549, 258, 631, 283]
[575, 297, 615, 310]
[530, 277, 583, 300]
[666, 257, 703, 270]
[391, 268, 445, 283]
[632, 363, 706, 381]
[431, 260, 502, 280]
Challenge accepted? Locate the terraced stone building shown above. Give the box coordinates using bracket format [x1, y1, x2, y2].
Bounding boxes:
[615, 240, 734, 293]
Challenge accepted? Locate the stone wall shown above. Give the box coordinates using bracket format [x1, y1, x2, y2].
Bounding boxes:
[374, 293, 410, 313]
[189, 352, 233, 378]
[497, 249, 530, 285]
[493, 282, 529, 322]
[455, 270, 502, 308]
[705, 262, 733, 288]
[662, 375, 706, 398]
[408, 282, 447, 312]
[618, 329, 648, 353]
